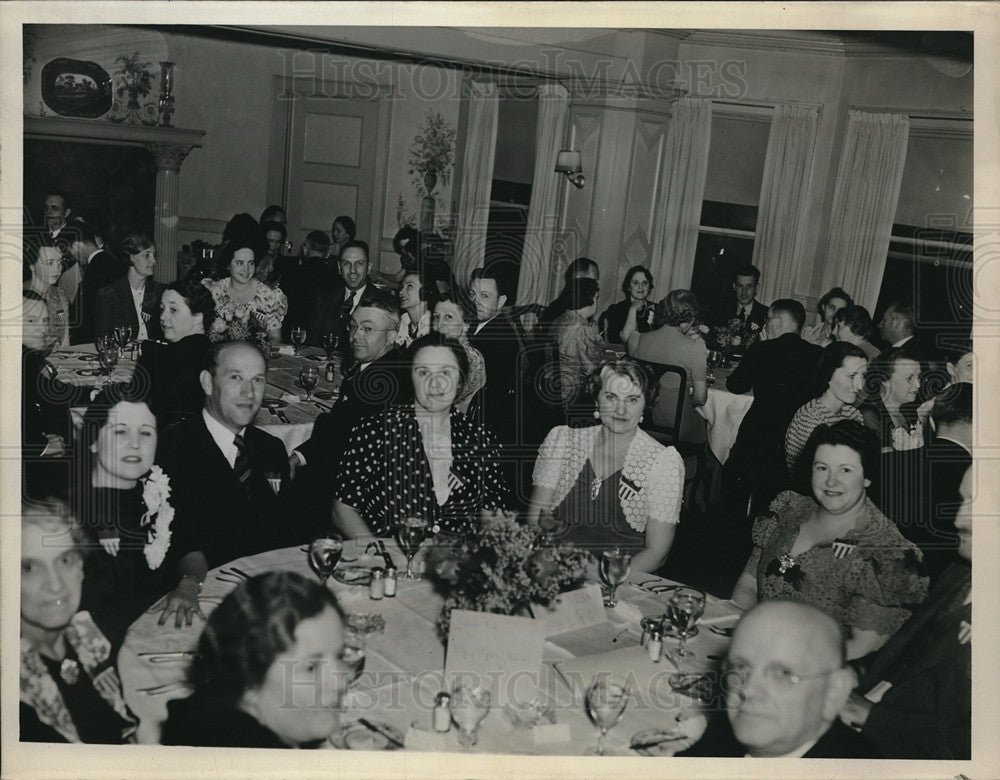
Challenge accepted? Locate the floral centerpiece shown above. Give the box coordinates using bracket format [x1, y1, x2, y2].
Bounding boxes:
[711, 316, 762, 357]
[423, 513, 594, 639]
[408, 111, 456, 197]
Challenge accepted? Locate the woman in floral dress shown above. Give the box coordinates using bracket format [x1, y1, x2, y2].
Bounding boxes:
[203, 238, 287, 347]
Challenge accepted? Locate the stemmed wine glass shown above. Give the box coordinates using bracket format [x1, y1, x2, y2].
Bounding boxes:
[98, 346, 119, 376]
[322, 332, 338, 359]
[450, 684, 492, 750]
[396, 516, 428, 579]
[600, 548, 631, 608]
[665, 587, 706, 662]
[585, 676, 630, 755]
[290, 326, 306, 355]
[299, 366, 319, 401]
[113, 325, 132, 354]
[307, 533, 343, 586]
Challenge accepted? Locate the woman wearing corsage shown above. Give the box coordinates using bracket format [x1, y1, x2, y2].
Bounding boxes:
[75, 385, 177, 628]
[731, 420, 929, 659]
[527, 358, 684, 573]
[20, 498, 137, 743]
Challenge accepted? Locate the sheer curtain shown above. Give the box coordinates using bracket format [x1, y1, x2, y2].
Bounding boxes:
[452, 82, 499, 288]
[826, 110, 910, 310]
[649, 97, 712, 294]
[517, 84, 570, 306]
[753, 104, 819, 304]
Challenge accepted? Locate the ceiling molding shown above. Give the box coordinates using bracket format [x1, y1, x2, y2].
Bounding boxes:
[677, 30, 961, 60]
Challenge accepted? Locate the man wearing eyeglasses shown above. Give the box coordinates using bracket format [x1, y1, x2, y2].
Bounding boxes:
[680, 601, 879, 758]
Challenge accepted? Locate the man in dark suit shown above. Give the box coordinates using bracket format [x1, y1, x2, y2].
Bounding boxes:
[289, 301, 412, 530]
[840, 463, 972, 759]
[66, 220, 127, 344]
[708, 264, 769, 334]
[154, 341, 295, 627]
[724, 299, 822, 524]
[680, 601, 878, 758]
[280, 229, 337, 342]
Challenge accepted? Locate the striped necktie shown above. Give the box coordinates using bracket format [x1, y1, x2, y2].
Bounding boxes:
[345, 289, 357, 313]
[233, 433, 253, 494]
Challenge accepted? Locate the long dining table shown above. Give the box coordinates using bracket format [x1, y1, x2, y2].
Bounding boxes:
[118, 542, 741, 754]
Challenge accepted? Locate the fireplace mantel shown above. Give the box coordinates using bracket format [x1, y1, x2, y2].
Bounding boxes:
[24, 115, 206, 281]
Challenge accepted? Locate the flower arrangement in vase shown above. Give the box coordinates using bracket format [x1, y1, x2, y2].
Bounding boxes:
[408, 111, 456, 198]
[711, 316, 762, 359]
[108, 51, 158, 125]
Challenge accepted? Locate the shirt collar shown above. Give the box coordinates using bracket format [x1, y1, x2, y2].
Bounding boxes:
[202, 408, 245, 466]
[747, 733, 822, 759]
[892, 335, 914, 348]
[347, 283, 367, 301]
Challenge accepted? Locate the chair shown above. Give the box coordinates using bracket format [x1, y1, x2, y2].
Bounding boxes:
[632, 358, 707, 505]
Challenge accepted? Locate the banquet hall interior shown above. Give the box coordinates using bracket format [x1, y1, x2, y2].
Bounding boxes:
[14, 21, 979, 762]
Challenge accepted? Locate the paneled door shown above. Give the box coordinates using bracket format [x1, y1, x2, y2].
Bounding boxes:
[282, 93, 381, 248]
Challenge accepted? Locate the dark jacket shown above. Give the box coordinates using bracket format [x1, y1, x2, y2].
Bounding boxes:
[21, 345, 84, 453]
[597, 298, 655, 344]
[678, 713, 880, 758]
[280, 257, 340, 342]
[857, 560, 970, 759]
[709, 298, 769, 331]
[307, 282, 396, 349]
[94, 274, 166, 343]
[467, 312, 522, 443]
[133, 333, 212, 430]
[70, 250, 127, 345]
[156, 412, 295, 570]
[162, 689, 291, 748]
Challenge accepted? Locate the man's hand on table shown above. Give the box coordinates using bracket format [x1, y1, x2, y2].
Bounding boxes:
[153, 576, 206, 629]
[839, 691, 873, 732]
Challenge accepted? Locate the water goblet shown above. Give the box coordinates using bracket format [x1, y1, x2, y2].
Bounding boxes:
[98, 346, 120, 376]
[585, 676, 630, 755]
[396, 516, 428, 579]
[665, 588, 706, 663]
[307, 533, 343, 585]
[450, 684, 491, 750]
[299, 365, 320, 401]
[290, 326, 306, 355]
[600, 548, 631, 608]
[322, 332, 338, 359]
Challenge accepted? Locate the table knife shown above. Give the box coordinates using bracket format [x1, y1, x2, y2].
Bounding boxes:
[357, 718, 404, 748]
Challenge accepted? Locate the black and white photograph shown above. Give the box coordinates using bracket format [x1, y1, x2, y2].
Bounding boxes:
[3, 3, 998, 779]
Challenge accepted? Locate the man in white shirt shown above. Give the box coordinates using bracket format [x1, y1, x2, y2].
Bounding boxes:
[680, 601, 878, 758]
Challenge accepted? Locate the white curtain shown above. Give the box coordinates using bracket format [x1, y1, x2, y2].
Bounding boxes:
[649, 97, 712, 294]
[826, 110, 910, 310]
[517, 84, 570, 306]
[753, 104, 819, 304]
[452, 81, 499, 288]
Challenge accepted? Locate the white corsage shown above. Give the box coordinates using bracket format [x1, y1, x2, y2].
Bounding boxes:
[890, 424, 924, 452]
[749, 322, 760, 332]
[140, 466, 175, 570]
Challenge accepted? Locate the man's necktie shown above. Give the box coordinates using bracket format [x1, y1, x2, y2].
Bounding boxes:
[233, 434, 253, 495]
[345, 289, 357, 313]
[738, 307, 747, 325]
[408, 321, 419, 339]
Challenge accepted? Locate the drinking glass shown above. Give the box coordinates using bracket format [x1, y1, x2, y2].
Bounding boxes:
[707, 349, 721, 369]
[290, 326, 306, 355]
[450, 684, 491, 750]
[396, 516, 428, 579]
[665, 588, 706, 662]
[98, 346, 119, 376]
[307, 533, 343, 585]
[339, 630, 366, 687]
[299, 366, 320, 400]
[585, 677, 629, 755]
[600, 548, 631, 608]
[322, 332, 338, 359]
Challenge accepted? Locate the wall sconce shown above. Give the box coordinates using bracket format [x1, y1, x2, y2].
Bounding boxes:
[555, 150, 586, 189]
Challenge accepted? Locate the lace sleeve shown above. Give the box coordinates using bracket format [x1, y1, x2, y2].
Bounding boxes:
[847, 545, 930, 635]
[533, 426, 569, 489]
[258, 284, 288, 332]
[645, 446, 683, 525]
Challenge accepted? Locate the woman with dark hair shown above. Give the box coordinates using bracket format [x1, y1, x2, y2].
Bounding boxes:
[396, 266, 444, 349]
[784, 341, 868, 471]
[944, 339, 973, 385]
[598, 265, 656, 344]
[552, 277, 609, 410]
[803, 287, 853, 347]
[860, 346, 924, 451]
[95, 233, 165, 343]
[162, 572, 349, 748]
[431, 291, 486, 414]
[20, 498, 137, 744]
[628, 289, 709, 443]
[203, 236, 287, 347]
[333, 332, 510, 538]
[528, 358, 684, 572]
[539, 256, 600, 328]
[133, 277, 217, 429]
[24, 236, 70, 349]
[255, 220, 288, 286]
[833, 304, 880, 360]
[74, 385, 177, 627]
[329, 215, 357, 261]
[731, 420, 928, 659]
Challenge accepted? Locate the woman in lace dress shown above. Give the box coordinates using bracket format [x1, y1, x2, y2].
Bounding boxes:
[203, 237, 287, 347]
[527, 358, 684, 573]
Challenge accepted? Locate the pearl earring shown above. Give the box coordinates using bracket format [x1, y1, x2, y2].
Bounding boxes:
[593, 409, 600, 419]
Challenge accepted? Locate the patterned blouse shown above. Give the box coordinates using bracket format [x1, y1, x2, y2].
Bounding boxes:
[552, 310, 608, 407]
[749, 491, 929, 637]
[533, 425, 684, 534]
[202, 278, 287, 345]
[335, 405, 511, 536]
[784, 398, 864, 471]
[456, 334, 486, 414]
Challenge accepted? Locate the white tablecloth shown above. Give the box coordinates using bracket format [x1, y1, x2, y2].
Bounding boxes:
[697, 388, 754, 465]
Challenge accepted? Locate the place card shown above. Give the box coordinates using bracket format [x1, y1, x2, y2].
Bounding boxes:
[444, 610, 546, 706]
[532, 585, 606, 638]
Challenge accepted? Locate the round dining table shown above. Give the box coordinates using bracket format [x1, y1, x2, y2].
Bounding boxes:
[118, 542, 740, 755]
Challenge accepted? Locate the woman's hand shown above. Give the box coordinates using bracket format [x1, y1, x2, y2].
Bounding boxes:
[839, 691, 873, 731]
[100, 537, 121, 557]
[154, 577, 206, 629]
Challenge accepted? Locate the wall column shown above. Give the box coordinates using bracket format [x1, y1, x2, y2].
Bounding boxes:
[146, 142, 194, 282]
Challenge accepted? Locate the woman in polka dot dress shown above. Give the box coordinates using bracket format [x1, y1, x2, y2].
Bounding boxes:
[333, 332, 511, 538]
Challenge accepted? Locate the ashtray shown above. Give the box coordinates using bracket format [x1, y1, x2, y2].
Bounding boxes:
[344, 612, 386, 636]
[333, 565, 374, 586]
[668, 672, 714, 703]
[503, 693, 557, 729]
[314, 390, 334, 400]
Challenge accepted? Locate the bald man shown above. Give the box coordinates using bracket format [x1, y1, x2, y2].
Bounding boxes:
[680, 601, 879, 758]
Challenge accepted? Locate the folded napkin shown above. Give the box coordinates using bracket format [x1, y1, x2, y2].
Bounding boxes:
[280, 393, 302, 404]
[277, 345, 296, 356]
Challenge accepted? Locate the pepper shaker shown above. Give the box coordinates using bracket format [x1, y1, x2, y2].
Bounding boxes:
[369, 567, 384, 600]
[648, 629, 663, 663]
[384, 565, 397, 597]
[433, 692, 452, 732]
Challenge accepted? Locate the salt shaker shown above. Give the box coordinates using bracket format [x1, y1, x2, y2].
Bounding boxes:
[369, 567, 384, 600]
[325, 362, 336, 383]
[384, 565, 397, 597]
[648, 629, 663, 663]
[433, 692, 452, 733]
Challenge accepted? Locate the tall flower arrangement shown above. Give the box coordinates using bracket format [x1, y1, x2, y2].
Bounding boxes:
[408, 111, 456, 197]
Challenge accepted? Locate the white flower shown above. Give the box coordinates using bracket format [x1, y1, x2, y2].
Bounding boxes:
[140, 467, 174, 570]
[891, 425, 924, 452]
[749, 322, 760, 332]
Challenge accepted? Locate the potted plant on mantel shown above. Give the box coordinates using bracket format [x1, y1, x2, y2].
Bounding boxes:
[408, 111, 456, 231]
